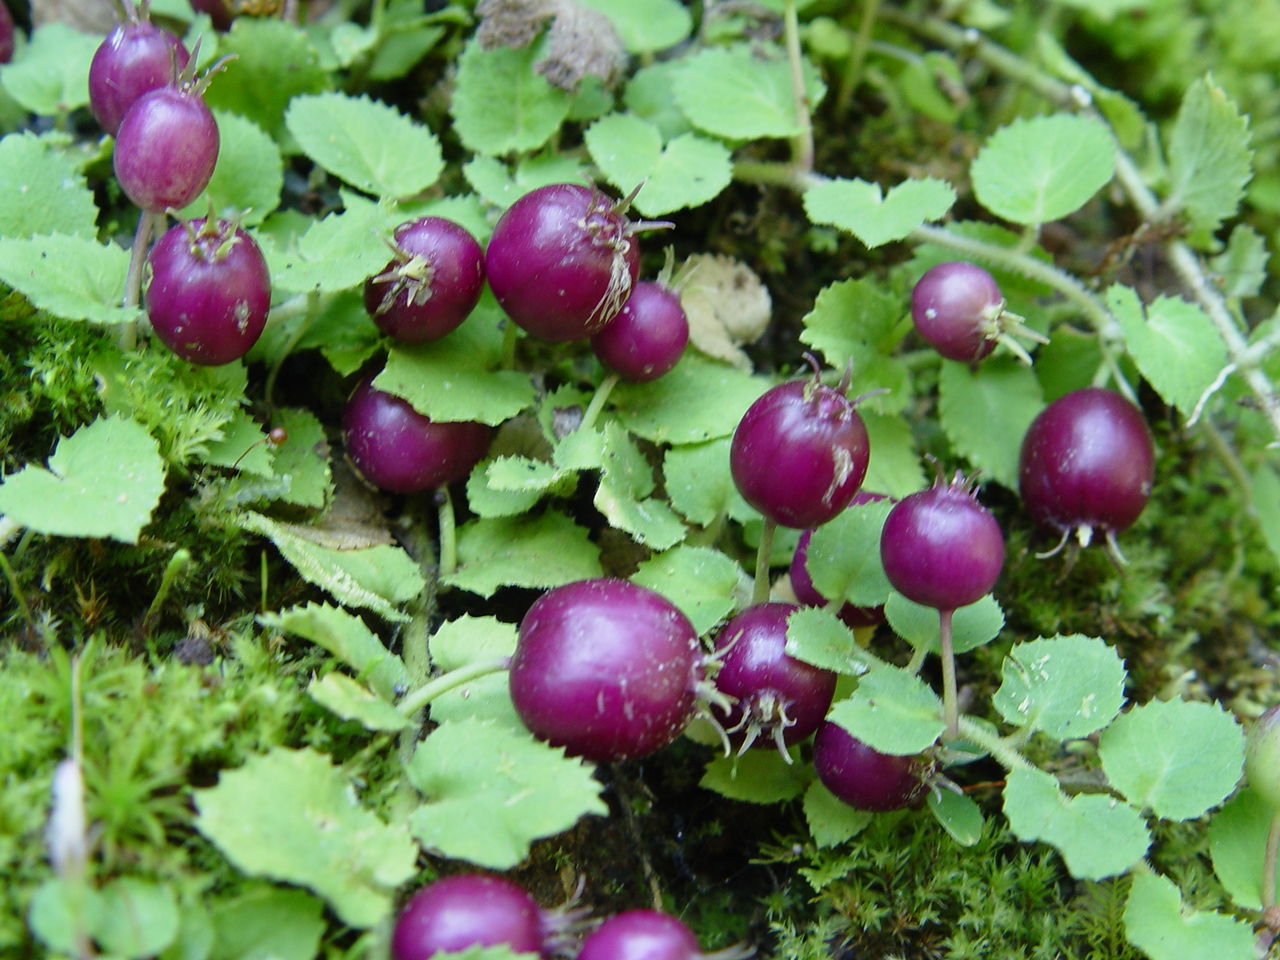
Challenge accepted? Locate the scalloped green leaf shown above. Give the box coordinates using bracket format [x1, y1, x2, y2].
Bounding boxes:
[806, 497, 895, 608]
[0, 233, 133, 324]
[260, 604, 409, 701]
[1, 23, 98, 115]
[0, 417, 165, 544]
[451, 40, 570, 155]
[803, 177, 955, 249]
[585, 113, 731, 216]
[260, 199, 396, 294]
[194, 747, 417, 927]
[663, 438, 734, 527]
[884, 593, 1005, 656]
[993, 634, 1126, 740]
[803, 780, 872, 847]
[1123, 871, 1254, 960]
[1003, 766, 1150, 880]
[798, 278, 909, 414]
[928, 789, 983, 846]
[0, 133, 97, 238]
[828, 667, 944, 754]
[466, 459, 546, 518]
[427, 615, 521, 728]
[675, 45, 825, 140]
[632, 545, 742, 635]
[1099, 698, 1244, 821]
[462, 153, 588, 211]
[701, 748, 810, 803]
[578, 0, 691, 52]
[308, 673, 409, 731]
[208, 886, 326, 960]
[407, 718, 607, 868]
[862, 412, 926, 498]
[1208, 788, 1280, 910]
[445, 511, 603, 598]
[937, 357, 1044, 489]
[595, 480, 687, 550]
[971, 114, 1116, 225]
[286, 93, 443, 199]
[1166, 77, 1252, 235]
[785, 606, 871, 677]
[179, 111, 283, 225]
[268, 407, 332, 508]
[613, 354, 766, 444]
[95, 878, 179, 959]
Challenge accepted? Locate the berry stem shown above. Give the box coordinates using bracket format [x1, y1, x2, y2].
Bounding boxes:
[781, 0, 815, 175]
[436, 485, 457, 578]
[939, 607, 959, 740]
[580, 372, 619, 432]
[119, 207, 162, 350]
[395, 657, 511, 718]
[752, 518, 777, 605]
[1264, 810, 1280, 909]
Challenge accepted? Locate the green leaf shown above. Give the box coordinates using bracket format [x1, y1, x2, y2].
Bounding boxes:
[194, 747, 417, 927]
[203, 19, 330, 140]
[209, 886, 326, 960]
[884, 593, 1004, 656]
[466, 459, 546, 518]
[179, 111, 283, 225]
[286, 93, 443, 199]
[1002, 766, 1150, 880]
[95, 878, 180, 959]
[937, 357, 1044, 488]
[462, 154, 587, 210]
[625, 61, 693, 141]
[1208, 788, 1280, 909]
[267, 407, 332, 508]
[803, 780, 872, 847]
[613, 354, 766, 444]
[928, 789, 983, 846]
[862, 412, 925, 498]
[798, 278, 909, 414]
[0, 233, 133, 324]
[261, 199, 395, 295]
[201, 410, 274, 476]
[407, 718, 607, 868]
[806, 497, 895, 608]
[971, 114, 1115, 225]
[585, 114, 732, 216]
[663, 438, 734, 526]
[29, 879, 104, 953]
[803, 177, 955, 248]
[632, 545, 742, 635]
[828, 668, 945, 754]
[1107, 284, 1227, 416]
[451, 40, 570, 155]
[309, 673, 410, 731]
[992, 635, 1126, 740]
[1, 23, 99, 115]
[1034, 31, 1144, 150]
[785, 606, 870, 676]
[260, 602, 409, 700]
[0, 417, 165, 544]
[239, 513, 425, 622]
[0, 132, 97, 238]
[375, 337, 536, 426]
[427, 615, 522, 728]
[1165, 76, 1252, 235]
[675, 45, 825, 140]
[595, 480, 687, 550]
[1099, 698, 1244, 821]
[446, 511, 603, 597]
[578, 0, 691, 52]
[486, 456, 566, 493]
[1210, 225, 1268, 299]
[1123, 872, 1255, 960]
[701, 749, 810, 803]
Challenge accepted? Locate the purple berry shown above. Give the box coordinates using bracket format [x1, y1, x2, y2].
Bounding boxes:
[89, 19, 191, 136]
[391, 874, 544, 960]
[910, 261, 1007, 363]
[0, 3, 14, 65]
[485, 183, 640, 342]
[590, 280, 688, 382]
[789, 491, 890, 628]
[710, 602, 837, 753]
[343, 377, 492, 494]
[114, 83, 219, 212]
[577, 909, 751, 960]
[364, 217, 485, 343]
[146, 218, 270, 366]
[813, 721, 934, 812]
[508, 578, 704, 763]
[730, 376, 870, 529]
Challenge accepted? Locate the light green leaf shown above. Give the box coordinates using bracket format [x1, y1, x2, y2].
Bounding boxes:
[1253, 462, 1280, 571]
[259, 602, 409, 700]
[595, 480, 687, 550]
[261, 198, 396, 294]
[0, 233, 134, 325]
[485, 456, 565, 493]
[803, 780, 872, 847]
[0, 417, 165, 544]
[1165, 77, 1252, 235]
[29, 879, 104, 953]
[971, 114, 1115, 225]
[308, 673, 410, 731]
[268, 407, 332, 508]
[194, 747, 417, 927]
[239, 513, 425, 622]
[446, 511, 602, 598]
[785, 606, 870, 677]
[828, 668, 945, 754]
[209, 886, 326, 960]
[1107, 284, 1227, 416]
[632, 545, 742, 635]
[675, 45, 825, 140]
[862, 412, 925, 498]
[701, 749, 810, 803]
[613, 354, 766, 444]
[928, 789, 983, 846]
[200, 410, 274, 477]
[803, 177, 955, 248]
[798, 278, 909, 414]
[625, 61, 692, 141]
[585, 114, 731, 216]
[466, 459, 546, 518]
[1124, 872, 1255, 960]
[286, 93, 443, 199]
[376, 336, 536, 427]
[451, 40, 570, 155]
[179, 111, 283, 225]
[993, 634, 1126, 740]
[937, 357, 1044, 488]
[95, 878, 180, 959]
[1, 23, 98, 115]
[1210, 225, 1268, 299]
[1034, 31, 1145, 149]
[884, 593, 1004, 656]
[462, 153, 587, 210]
[0, 132, 97, 238]
[427, 615, 521, 728]
[663, 438, 734, 526]
[407, 718, 607, 868]
[1099, 698, 1244, 821]
[1208, 788, 1280, 909]
[1003, 766, 1150, 880]
[578, 0, 691, 52]
[806, 497, 895, 608]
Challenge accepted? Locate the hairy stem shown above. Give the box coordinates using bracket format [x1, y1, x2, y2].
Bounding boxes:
[396, 657, 511, 718]
[119, 208, 162, 351]
[938, 607, 959, 740]
[436, 485, 457, 578]
[781, 0, 815, 174]
[580, 372, 620, 432]
[752, 518, 778, 604]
